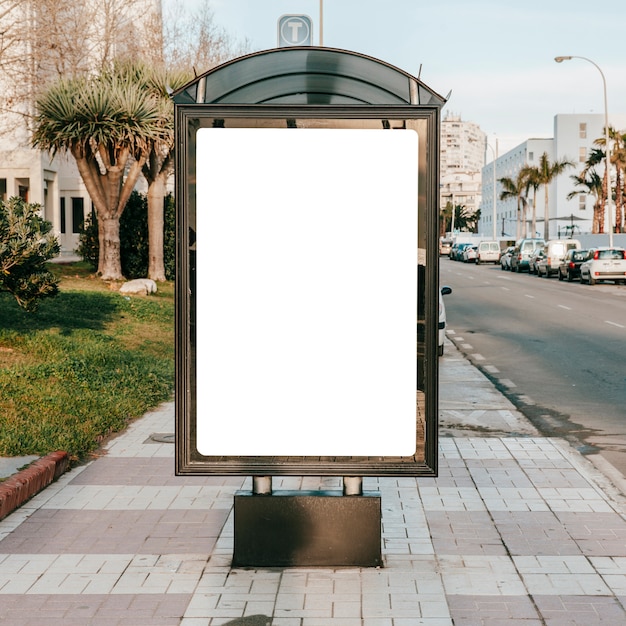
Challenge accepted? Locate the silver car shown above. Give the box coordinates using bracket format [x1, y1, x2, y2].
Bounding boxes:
[580, 248, 626, 285]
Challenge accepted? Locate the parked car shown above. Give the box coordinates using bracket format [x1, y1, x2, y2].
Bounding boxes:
[511, 238, 545, 272]
[580, 248, 626, 285]
[499, 246, 515, 271]
[558, 249, 590, 282]
[450, 242, 471, 261]
[439, 285, 452, 356]
[537, 239, 581, 278]
[476, 240, 501, 264]
[439, 238, 453, 256]
[528, 247, 544, 275]
[462, 245, 478, 263]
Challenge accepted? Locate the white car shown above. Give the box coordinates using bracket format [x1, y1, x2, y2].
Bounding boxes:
[476, 241, 501, 264]
[462, 245, 478, 263]
[439, 286, 452, 356]
[580, 248, 626, 285]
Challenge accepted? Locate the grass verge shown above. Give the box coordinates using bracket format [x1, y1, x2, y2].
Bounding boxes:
[0, 263, 174, 462]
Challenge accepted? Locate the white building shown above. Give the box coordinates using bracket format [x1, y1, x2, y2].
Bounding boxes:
[480, 138, 553, 240]
[440, 113, 486, 222]
[0, 0, 161, 256]
[479, 113, 626, 240]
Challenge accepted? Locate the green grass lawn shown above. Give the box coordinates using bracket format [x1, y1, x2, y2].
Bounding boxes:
[0, 263, 174, 462]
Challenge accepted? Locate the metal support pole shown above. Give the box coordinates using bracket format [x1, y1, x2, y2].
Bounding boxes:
[252, 476, 272, 495]
[319, 0, 324, 46]
[343, 476, 363, 496]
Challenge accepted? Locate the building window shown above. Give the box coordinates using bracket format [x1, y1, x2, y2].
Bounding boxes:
[528, 152, 534, 161]
[579, 123, 587, 139]
[579, 195, 586, 211]
[0, 179, 6, 202]
[71, 197, 84, 234]
[579, 147, 587, 163]
[60, 197, 66, 234]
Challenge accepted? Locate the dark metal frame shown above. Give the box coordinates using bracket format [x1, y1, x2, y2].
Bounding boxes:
[175, 104, 440, 477]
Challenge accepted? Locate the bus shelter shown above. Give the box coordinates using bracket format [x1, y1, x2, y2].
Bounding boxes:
[173, 47, 447, 566]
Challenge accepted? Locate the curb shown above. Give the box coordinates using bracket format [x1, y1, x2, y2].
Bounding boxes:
[0, 451, 69, 521]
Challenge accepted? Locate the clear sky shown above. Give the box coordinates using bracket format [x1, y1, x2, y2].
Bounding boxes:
[172, 0, 626, 155]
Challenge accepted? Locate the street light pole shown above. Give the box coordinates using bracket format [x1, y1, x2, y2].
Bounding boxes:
[555, 55, 613, 247]
[319, 0, 323, 46]
[485, 142, 497, 240]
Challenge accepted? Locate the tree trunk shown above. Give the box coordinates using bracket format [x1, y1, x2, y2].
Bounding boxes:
[99, 216, 124, 280]
[615, 168, 623, 233]
[533, 183, 550, 241]
[147, 173, 166, 281]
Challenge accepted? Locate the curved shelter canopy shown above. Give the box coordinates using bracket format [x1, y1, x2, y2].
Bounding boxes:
[173, 46, 446, 107]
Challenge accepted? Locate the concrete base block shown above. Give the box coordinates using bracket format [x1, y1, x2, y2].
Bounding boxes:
[233, 490, 382, 567]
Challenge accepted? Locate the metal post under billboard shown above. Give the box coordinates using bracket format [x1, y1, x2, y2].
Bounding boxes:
[173, 47, 447, 567]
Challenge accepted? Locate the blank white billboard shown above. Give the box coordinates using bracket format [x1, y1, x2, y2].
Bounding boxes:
[196, 127, 418, 456]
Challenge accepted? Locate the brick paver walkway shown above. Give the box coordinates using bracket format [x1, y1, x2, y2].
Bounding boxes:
[2, 344, 626, 625]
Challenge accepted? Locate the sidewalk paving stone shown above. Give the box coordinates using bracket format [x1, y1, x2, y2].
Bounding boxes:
[2, 341, 626, 623]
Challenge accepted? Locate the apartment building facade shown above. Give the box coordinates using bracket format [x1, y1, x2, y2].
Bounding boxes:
[479, 113, 626, 240]
[0, 0, 161, 256]
[440, 113, 486, 223]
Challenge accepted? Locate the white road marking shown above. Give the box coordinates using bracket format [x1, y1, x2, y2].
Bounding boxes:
[558, 305, 571, 310]
[606, 320, 625, 328]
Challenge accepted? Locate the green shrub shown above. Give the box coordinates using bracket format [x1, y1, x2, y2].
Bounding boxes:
[0, 197, 60, 311]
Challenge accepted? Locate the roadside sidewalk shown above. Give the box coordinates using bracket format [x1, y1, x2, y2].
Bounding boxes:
[1, 338, 626, 624]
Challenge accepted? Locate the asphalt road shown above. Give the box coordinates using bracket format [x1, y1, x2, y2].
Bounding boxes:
[440, 255, 626, 475]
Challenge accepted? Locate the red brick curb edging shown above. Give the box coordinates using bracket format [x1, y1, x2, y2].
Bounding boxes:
[0, 451, 69, 521]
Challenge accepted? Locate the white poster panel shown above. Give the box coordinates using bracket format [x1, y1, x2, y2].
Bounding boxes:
[196, 128, 418, 456]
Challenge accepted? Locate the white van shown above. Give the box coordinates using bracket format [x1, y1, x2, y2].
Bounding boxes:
[537, 239, 581, 277]
[476, 241, 500, 264]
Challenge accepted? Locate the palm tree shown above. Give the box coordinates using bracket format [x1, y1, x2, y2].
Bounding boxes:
[567, 170, 603, 233]
[524, 152, 574, 241]
[582, 148, 608, 233]
[612, 132, 626, 233]
[596, 128, 626, 233]
[498, 170, 529, 240]
[520, 165, 540, 238]
[32, 66, 167, 280]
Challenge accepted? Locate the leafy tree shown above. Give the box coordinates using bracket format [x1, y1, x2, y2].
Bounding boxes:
[523, 153, 574, 240]
[499, 170, 530, 240]
[32, 65, 169, 280]
[161, 0, 251, 72]
[441, 201, 480, 233]
[0, 197, 60, 312]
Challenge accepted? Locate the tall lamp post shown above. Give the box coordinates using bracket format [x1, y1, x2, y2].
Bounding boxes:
[555, 55, 613, 247]
[485, 142, 497, 240]
[319, 0, 323, 45]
